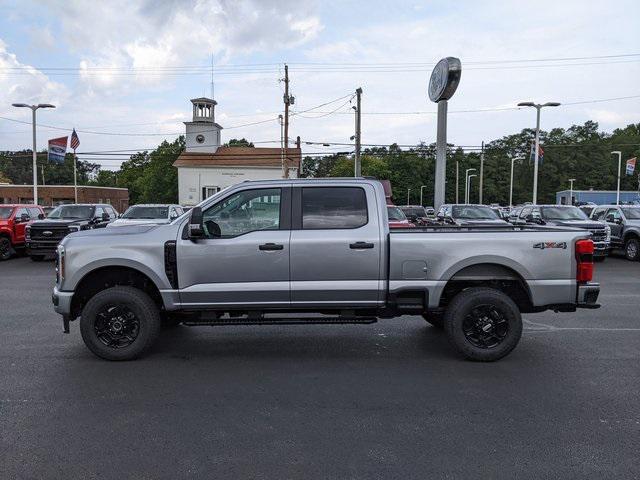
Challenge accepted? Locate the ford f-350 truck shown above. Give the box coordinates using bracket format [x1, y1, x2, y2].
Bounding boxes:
[52, 179, 600, 362]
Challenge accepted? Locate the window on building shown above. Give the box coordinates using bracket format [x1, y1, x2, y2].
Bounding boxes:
[301, 187, 368, 229]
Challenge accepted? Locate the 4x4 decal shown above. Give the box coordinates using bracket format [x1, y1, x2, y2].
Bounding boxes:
[533, 242, 567, 250]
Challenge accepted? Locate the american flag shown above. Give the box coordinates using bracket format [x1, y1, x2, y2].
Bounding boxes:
[70, 128, 80, 150]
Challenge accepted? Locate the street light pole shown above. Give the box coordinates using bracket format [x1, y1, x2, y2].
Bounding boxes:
[420, 185, 428, 206]
[517, 101, 561, 204]
[568, 178, 576, 205]
[407, 188, 411, 206]
[479, 141, 484, 204]
[509, 158, 517, 207]
[12, 103, 56, 204]
[464, 168, 476, 204]
[467, 174, 477, 203]
[612, 151, 622, 204]
[455, 160, 459, 204]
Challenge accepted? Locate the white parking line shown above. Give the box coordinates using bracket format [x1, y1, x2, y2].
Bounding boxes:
[523, 319, 640, 332]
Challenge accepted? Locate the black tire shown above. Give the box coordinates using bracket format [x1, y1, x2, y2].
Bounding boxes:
[0, 237, 13, 261]
[80, 286, 161, 361]
[444, 287, 522, 362]
[422, 312, 444, 329]
[30, 254, 45, 262]
[624, 238, 639, 261]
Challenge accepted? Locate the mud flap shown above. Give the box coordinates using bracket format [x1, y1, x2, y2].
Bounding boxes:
[63, 316, 70, 334]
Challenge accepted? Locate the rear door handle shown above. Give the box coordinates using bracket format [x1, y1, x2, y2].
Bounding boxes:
[350, 241, 375, 249]
[259, 243, 284, 251]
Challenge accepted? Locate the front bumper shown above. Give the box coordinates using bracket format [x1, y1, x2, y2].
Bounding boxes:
[593, 241, 609, 256]
[27, 241, 60, 255]
[52, 286, 74, 316]
[577, 282, 600, 309]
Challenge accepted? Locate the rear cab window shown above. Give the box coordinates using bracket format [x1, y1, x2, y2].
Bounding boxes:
[301, 187, 368, 229]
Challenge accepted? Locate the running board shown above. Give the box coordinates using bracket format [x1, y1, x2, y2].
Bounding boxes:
[183, 315, 378, 326]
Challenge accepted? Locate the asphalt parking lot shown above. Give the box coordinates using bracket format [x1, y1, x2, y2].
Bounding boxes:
[1, 256, 639, 479]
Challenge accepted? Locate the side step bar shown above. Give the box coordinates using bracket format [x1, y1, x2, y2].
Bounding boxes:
[182, 315, 378, 326]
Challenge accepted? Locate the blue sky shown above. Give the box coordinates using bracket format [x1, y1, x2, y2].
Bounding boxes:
[0, 0, 638, 170]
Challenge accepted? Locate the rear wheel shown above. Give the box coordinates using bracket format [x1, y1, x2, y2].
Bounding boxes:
[624, 238, 639, 261]
[422, 312, 444, 329]
[30, 254, 45, 262]
[444, 287, 522, 362]
[80, 286, 161, 361]
[0, 237, 13, 261]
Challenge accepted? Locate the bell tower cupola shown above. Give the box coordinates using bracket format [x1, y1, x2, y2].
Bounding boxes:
[184, 97, 223, 153]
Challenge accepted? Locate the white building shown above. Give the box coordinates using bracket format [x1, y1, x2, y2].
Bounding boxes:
[174, 97, 301, 206]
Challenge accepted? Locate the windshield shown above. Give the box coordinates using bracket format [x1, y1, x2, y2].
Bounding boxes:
[402, 207, 426, 217]
[48, 205, 94, 219]
[452, 205, 499, 220]
[387, 206, 407, 221]
[122, 206, 169, 219]
[0, 207, 14, 220]
[541, 206, 588, 221]
[622, 208, 640, 219]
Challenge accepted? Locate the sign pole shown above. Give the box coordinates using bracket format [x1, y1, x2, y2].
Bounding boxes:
[434, 100, 447, 209]
[428, 57, 461, 210]
[73, 148, 78, 204]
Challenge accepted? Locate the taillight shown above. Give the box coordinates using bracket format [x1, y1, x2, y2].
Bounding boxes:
[575, 239, 594, 283]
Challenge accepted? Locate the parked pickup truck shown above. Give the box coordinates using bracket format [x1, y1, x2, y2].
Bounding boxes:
[590, 204, 640, 260]
[0, 204, 44, 260]
[27, 203, 118, 261]
[52, 179, 600, 362]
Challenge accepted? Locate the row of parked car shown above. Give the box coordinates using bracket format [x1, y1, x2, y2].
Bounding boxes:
[387, 201, 640, 262]
[0, 203, 184, 261]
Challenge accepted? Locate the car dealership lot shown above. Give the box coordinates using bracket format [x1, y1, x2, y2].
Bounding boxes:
[1, 257, 639, 479]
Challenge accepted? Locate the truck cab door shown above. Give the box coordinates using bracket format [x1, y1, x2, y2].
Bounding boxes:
[289, 184, 382, 307]
[605, 208, 623, 245]
[176, 187, 291, 308]
[13, 208, 30, 243]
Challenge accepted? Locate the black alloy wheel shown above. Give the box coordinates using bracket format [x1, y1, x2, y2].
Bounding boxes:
[94, 304, 140, 349]
[461, 305, 509, 349]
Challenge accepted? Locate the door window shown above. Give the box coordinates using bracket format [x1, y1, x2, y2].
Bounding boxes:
[15, 208, 30, 220]
[606, 208, 621, 222]
[28, 207, 41, 218]
[202, 188, 281, 238]
[591, 207, 607, 220]
[520, 207, 532, 220]
[301, 187, 367, 229]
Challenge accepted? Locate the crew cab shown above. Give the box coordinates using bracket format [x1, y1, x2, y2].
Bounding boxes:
[513, 205, 610, 260]
[436, 204, 508, 226]
[591, 205, 640, 260]
[108, 204, 184, 228]
[52, 179, 600, 362]
[0, 204, 44, 260]
[27, 203, 117, 261]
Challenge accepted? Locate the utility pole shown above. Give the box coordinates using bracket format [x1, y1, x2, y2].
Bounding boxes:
[354, 87, 363, 177]
[479, 141, 484, 204]
[283, 64, 290, 150]
[455, 160, 459, 204]
[568, 178, 576, 205]
[279, 115, 285, 178]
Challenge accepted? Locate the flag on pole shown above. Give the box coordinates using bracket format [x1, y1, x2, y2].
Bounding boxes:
[48, 136, 68, 164]
[626, 157, 637, 175]
[530, 142, 545, 165]
[70, 128, 80, 150]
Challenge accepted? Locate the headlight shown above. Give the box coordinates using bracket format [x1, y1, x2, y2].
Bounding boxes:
[25, 225, 31, 240]
[68, 225, 80, 233]
[56, 245, 65, 284]
[604, 225, 611, 242]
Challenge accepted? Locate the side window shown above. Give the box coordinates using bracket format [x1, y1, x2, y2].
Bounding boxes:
[607, 208, 621, 221]
[15, 208, 30, 220]
[592, 207, 606, 220]
[520, 207, 532, 219]
[94, 207, 104, 219]
[301, 187, 367, 229]
[28, 207, 41, 218]
[107, 207, 117, 219]
[531, 207, 541, 219]
[202, 188, 281, 238]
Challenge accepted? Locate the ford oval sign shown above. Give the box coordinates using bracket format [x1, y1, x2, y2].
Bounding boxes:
[428, 57, 462, 102]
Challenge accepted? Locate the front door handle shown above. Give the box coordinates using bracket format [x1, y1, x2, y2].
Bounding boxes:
[350, 241, 374, 249]
[259, 243, 284, 251]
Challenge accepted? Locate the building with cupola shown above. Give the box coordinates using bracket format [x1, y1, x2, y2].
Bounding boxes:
[174, 97, 301, 206]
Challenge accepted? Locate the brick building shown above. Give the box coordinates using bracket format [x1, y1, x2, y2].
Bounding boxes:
[0, 185, 129, 212]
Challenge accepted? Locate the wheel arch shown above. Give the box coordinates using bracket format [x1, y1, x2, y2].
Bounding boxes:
[437, 261, 533, 313]
[70, 265, 164, 319]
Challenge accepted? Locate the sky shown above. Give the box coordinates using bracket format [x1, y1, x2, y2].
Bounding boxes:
[0, 0, 638, 170]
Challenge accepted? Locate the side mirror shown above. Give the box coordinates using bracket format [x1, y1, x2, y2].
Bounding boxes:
[615, 217, 623, 225]
[38, 213, 45, 220]
[19, 213, 30, 223]
[188, 206, 205, 238]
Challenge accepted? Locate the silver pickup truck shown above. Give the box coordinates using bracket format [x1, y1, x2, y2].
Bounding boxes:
[52, 178, 600, 362]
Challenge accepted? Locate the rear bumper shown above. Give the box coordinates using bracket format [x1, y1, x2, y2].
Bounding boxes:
[577, 282, 600, 309]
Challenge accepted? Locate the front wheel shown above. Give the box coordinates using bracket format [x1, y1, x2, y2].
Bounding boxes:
[0, 237, 13, 261]
[444, 287, 522, 362]
[624, 238, 639, 261]
[80, 286, 161, 361]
